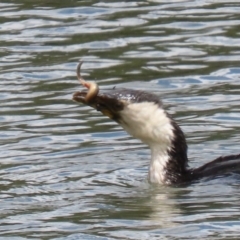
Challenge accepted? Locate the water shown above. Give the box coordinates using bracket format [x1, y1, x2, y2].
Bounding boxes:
[1, 0, 240, 239]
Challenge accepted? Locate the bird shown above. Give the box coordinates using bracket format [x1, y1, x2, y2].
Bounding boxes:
[73, 62, 240, 185]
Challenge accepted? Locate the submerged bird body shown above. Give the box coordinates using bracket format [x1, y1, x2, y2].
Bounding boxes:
[73, 64, 240, 185]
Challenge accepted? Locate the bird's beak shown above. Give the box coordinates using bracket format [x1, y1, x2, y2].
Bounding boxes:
[73, 90, 124, 121]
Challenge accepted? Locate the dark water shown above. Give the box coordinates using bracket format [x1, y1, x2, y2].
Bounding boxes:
[1, 0, 240, 239]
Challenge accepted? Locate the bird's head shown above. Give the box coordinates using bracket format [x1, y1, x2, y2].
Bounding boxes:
[73, 88, 174, 146]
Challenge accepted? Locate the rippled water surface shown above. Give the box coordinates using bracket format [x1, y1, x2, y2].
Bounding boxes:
[1, 0, 240, 239]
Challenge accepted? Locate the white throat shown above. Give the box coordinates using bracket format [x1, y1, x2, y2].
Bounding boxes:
[149, 144, 171, 184]
[119, 102, 174, 184]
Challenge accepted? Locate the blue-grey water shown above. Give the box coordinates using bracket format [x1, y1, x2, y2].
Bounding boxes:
[1, 1, 240, 239]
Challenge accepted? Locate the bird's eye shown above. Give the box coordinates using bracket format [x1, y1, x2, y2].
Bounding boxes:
[96, 103, 105, 111]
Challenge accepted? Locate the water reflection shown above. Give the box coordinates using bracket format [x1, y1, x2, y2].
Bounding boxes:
[0, 0, 240, 239]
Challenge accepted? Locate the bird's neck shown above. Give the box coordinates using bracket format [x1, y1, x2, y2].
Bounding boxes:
[120, 103, 189, 184]
[148, 119, 189, 185]
[148, 144, 171, 184]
